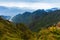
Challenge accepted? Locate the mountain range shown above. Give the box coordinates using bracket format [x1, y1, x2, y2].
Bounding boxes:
[1, 6, 60, 40]
[0, 6, 60, 32]
[1, 15, 60, 40]
[12, 8, 60, 32]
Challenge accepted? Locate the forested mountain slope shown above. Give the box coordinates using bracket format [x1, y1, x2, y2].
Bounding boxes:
[12, 9, 60, 32]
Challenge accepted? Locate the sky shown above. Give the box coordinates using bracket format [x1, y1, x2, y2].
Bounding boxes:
[0, 0, 60, 9]
[0, 0, 60, 17]
[0, 0, 60, 3]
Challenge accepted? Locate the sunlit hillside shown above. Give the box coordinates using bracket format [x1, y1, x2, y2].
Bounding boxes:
[1, 16, 60, 40]
[0, 17, 36, 40]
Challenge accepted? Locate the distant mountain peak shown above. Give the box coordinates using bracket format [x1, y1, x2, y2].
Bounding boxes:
[23, 12, 32, 16]
[0, 15, 11, 20]
[46, 8, 60, 12]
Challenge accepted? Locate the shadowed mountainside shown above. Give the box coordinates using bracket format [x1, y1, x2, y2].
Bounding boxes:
[12, 8, 60, 32]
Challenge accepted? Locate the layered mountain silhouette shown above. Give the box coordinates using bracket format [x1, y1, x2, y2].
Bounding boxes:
[0, 15, 11, 20]
[12, 12, 33, 25]
[1, 7, 60, 40]
[12, 8, 60, 32]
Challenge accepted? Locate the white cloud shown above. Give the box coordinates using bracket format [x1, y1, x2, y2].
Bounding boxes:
[0, 2, 60, 9]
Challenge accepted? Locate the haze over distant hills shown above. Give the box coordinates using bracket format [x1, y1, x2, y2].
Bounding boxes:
[1, 7, 60, 40]
[0, 6, 34, 17]
[0, 6, 60, 17]
[1, 0, 60, 40]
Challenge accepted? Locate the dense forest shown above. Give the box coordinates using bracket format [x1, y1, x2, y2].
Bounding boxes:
[1, 8, 60, 40]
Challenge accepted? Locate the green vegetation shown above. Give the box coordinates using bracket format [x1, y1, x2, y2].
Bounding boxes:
[0, 17, 36, 40]
[0, 10, 60, 40]
[38, 26, 60, 40]
[1, 16, 60, 40]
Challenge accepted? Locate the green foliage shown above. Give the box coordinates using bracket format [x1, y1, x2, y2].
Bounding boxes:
[0, 17, 36, 40]
[1, 16, 60, 40]
[38, 26, 60, 40]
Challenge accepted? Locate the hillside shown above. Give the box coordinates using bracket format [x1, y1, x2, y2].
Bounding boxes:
[38, 22, 60, 40]
[1, 16, 60, 40]
[30, 10, 60, 32]
[0, 17, 36, 40]
[12, 9, 60, 32]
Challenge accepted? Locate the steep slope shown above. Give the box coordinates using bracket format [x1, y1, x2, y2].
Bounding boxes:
[30, 10, 60, 32]
[12, 9, 46, 25]
[12, 12, 33, 25]
[38, 22, 60, 40]
[12, 9, 60, 32]
[0, 17, 35, 40]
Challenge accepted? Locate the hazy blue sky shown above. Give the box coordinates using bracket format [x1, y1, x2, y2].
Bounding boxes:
[0, 0, 60, 17]
[0, 0, 60, 9]
[0, 0, 60, 3]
